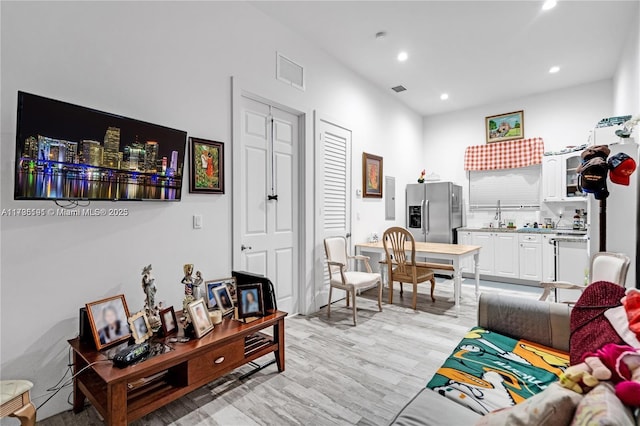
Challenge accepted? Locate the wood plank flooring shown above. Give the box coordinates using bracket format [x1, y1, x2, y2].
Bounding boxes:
[38, 279, 540, 426]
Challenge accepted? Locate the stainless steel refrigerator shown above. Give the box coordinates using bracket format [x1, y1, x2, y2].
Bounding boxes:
[406, 182, 463, 243]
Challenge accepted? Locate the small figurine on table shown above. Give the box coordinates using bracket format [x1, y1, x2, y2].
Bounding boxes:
[141, 264, 161, 331]
[192, 271, 204, 301]
[181, 264, 194, 296]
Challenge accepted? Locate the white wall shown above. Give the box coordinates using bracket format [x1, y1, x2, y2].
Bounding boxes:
[613, 2, 640, 115]
[0, 2, 423, 420]
[423, 80, 613, 228]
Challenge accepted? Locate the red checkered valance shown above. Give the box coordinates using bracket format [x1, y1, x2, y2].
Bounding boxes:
[464, 138, 545, 171]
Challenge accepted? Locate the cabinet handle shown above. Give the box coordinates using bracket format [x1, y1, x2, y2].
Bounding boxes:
[214, 356, 225, 364]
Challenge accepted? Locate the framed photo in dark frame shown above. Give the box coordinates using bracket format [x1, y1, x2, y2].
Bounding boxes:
[362, 152, 383, 198]
[159, 306, 178, 335]
[85, 294, 131, 351]
[237, 284, 264, 319]
[189, 137, 224, 194]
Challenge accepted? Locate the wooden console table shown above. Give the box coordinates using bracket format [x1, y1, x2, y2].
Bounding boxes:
[69, 310, 287, 425]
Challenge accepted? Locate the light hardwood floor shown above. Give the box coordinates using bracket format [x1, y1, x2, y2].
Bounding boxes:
[39, 279, 540, 426]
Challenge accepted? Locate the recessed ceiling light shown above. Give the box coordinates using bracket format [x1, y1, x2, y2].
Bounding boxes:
[375, 31, 387, 40]
[549, 66, 560, 74]
[542, 0, 557, 11]
[397, 51, 408, 62]
[440, 93, 449, 100]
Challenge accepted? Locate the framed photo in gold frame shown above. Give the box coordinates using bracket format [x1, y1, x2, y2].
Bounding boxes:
[362, 152, 383, 198]
[128, 311, 153, 344]
[85, 294, 131, 351]
[485, 110, 524, 143]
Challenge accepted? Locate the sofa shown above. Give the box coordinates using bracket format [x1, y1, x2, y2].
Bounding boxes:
[391, 292, 573, 426]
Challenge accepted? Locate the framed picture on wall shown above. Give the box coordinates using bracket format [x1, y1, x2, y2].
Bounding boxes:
[485, 110, 524, 143]
[362, 152, 383, 198]
[85, 294, 131, 351]
[189, 137, 224, 194]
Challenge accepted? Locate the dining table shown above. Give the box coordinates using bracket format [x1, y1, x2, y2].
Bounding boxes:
[354, 241, 481, 316]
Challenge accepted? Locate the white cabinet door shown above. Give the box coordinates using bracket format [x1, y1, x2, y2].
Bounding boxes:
[542, 156, 561, 202]
[494, 233, 519, 278]
[457, 231, 474, 272]
[471, 232, 495, 275]
[541, 234, 557, 282]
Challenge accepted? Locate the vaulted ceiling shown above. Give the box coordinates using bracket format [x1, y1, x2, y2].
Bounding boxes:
[252, 1, 639, 116]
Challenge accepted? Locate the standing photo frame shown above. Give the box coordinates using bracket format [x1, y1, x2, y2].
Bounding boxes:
[128, 311, 153, 344]
[86, 294, 131, 351]
[212, 284, 235, 316]
[485, 110, 524, 143]
[362, 152, 383, 198]
[187, 298, 214, 338]
[189, 137, 224, 194]
[159, 306, 178, 336]
[237, 284, 265, 319]
[205, 277, 237, 309]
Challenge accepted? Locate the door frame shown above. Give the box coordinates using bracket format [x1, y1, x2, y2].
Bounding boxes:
[231, 77, 313, 315]
[313, 111, 353, 311]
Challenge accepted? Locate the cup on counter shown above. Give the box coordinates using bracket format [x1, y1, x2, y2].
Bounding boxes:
[209, 310, 223, 325]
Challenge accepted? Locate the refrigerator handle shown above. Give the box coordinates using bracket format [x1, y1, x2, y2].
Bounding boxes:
[424, 199, 430, 235]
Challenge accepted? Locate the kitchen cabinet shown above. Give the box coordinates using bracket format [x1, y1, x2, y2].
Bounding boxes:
[471, 232, 495, 275]
[541, 151, 587, 202]
[519, 234, 542, 281]
[457, 231, 474, 273]
[541, 234, 557, 282]
[542, 156, 561, 202]
[494, 233, 519, 278]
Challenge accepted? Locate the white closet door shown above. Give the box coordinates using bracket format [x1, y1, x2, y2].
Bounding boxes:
[315, 115, 352, 309]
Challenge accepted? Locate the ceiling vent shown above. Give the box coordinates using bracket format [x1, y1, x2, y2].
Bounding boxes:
[391, 85, 407, 93]
[276, 52, 305, 91]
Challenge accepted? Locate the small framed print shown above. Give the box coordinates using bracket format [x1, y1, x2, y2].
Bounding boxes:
[237, 284, 265, 319]
[159, 306, 178, 336]
[213, 284, 235, 316]
[128, 311, 153, 344]
[205, 277, 237, 309]
[187, 298, 214, 338]
[485, 110, 524, 143]
[86, 294, 131, 351]
[362, 152, 383, 198]
[189, 137, 224, 194]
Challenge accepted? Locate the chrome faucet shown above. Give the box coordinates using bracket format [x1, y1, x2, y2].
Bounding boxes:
[494, 200, 504, 228]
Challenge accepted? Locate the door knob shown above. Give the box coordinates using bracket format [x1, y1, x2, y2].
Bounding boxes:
[241, 245, 252, 251]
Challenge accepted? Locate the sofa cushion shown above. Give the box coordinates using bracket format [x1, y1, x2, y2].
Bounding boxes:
[474, 383, 583, 426]
[391, 388, 481, 426]
[426, 327, 569, 415]
[570, 382, 636, 426]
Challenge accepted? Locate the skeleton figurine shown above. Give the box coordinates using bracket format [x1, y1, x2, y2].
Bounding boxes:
[192, 271, 204, 301]
[181, 264, 194, 296]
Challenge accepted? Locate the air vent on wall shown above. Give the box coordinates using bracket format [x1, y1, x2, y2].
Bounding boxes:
[391, 85, 407, 93]
[276, 52, 305, 91]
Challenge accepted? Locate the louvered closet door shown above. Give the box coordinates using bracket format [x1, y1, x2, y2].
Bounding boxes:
[315, 115, 352, 309]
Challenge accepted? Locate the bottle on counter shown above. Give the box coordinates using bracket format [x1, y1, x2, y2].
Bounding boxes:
[573, 210, 581, 230]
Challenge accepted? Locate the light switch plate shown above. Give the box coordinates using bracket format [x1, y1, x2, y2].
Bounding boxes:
[193, 215, 202, 229]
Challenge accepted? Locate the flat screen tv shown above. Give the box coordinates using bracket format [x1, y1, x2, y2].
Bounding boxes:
[14, 91, 187, 201]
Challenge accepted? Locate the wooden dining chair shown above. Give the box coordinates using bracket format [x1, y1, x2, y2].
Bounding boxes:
[383, 227, 436, 310]
[324, 236, 382, 325]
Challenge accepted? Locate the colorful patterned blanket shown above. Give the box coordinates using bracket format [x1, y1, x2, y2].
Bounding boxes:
[426, 327, 569, 415]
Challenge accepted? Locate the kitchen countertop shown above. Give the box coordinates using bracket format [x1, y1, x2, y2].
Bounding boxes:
[458, 227, 587, 236]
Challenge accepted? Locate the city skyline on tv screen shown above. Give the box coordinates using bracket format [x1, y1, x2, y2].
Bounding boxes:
[15, 92, 187, 201]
